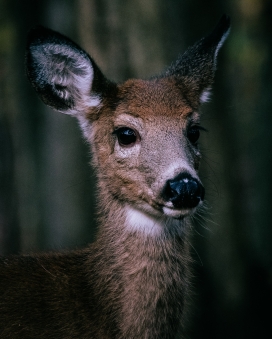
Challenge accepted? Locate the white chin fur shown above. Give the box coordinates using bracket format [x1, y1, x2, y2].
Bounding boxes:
[162, 206, 190, 218]
[125, 206, 184, 237]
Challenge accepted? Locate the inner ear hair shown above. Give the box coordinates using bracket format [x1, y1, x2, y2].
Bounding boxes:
[26, 26, 101, 115]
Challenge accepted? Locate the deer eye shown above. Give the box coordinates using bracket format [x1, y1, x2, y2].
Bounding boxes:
[113, 127, 138, 147]
[187, 125, 206, 145]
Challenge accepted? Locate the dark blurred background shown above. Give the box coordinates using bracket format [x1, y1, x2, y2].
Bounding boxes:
[0, 0, 271, 338]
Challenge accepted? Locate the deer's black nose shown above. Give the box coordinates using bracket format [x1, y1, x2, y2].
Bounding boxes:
[162, 173, 205, 209]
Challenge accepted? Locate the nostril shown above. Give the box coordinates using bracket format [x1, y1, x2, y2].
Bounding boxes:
[162, 173, 205, 209]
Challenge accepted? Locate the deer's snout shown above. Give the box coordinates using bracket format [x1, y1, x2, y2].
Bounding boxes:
[162, 173, 205, 209]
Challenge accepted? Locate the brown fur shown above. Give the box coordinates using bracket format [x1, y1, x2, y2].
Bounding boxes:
[0, 16, 230, 338]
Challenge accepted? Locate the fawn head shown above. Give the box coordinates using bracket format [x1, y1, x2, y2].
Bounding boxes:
[26, 16, 230, 235]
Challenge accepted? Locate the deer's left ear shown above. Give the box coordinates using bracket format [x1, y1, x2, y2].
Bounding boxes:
[163, 15, 230, 106]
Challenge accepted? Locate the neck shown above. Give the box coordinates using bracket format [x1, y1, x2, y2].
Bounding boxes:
[90, 193, 192, 338]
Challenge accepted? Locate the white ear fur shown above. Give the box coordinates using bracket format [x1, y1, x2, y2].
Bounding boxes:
[199, 25, 230, 104]
[30, 43, 101, 116]
[200, 87, 212, 104]
[214, 26, 231, 65]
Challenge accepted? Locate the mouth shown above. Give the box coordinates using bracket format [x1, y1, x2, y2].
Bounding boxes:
[141, 199, 197, 220]
[162, 205, 192, 219]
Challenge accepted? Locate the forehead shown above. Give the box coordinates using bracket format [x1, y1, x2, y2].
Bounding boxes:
[115, 78, 193, 120]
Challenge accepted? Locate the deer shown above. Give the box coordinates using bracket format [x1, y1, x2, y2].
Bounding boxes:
[0, 15, 230, 339]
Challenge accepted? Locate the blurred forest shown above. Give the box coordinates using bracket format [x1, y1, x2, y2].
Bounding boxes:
[0, 0, 272, 338]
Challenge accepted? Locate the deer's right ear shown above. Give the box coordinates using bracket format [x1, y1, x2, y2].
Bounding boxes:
[26, 26, 111, 116]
